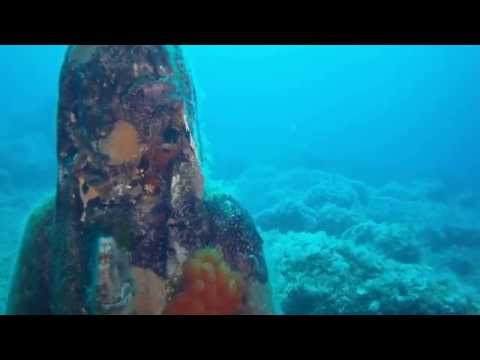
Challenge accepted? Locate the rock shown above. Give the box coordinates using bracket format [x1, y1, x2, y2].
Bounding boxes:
[304, 182, 357, 209]
[344, 221, 422, 264]
[315, 203, 362, 236]
[442, 226, 480, 248]
[447, 257, 475, 277]
[256, 200, 318, 233]
[263, 230, 477, 314]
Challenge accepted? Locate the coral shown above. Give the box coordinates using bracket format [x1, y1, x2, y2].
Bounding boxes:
[367, 180, 459, 227]
[163, 248, 246, 315]
[229, 166, 292, 214]
[441, 226, 480, 248]
[274, 169, 364, 210]
[303, 181, 357, 209]
[256, 200, 317, 233]
[446, 256, 475, 277]
[420, 226, 450, 251]
[365, 195, 414, 224]
[343, 221, 422, 264]
[315, 203, 362, 236]
[262, 230, 480, 315]
[256, 200, 362, 238]
[365, 194, 451, 227]
[231, 167, 365, 216]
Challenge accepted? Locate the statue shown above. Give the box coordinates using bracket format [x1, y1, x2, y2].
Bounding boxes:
[7, 46, 272, 315]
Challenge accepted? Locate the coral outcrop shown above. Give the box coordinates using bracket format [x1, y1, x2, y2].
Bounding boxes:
[263, 230, 480, 314]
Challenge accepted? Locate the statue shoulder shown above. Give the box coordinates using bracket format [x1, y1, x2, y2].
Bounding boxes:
[25, 196, 56, 241]
[204, 192, 260, 243]
[202, 192, 273, 313]
[203, 192, 268, 284]
[6, 195, 55, 314]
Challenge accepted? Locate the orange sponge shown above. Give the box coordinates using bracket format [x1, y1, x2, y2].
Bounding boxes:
[164, 248, 246, 315]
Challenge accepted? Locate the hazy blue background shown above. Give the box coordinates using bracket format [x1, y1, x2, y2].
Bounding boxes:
[1, 45, 479, 190]
[0, 45, 479, 314]
[185, 46, 480, 190]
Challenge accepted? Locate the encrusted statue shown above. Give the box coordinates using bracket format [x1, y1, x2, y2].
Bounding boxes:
[7, 45, 272, 315]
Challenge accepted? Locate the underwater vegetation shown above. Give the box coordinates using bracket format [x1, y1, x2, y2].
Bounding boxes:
[214, 166, 480, 314]
[264, 230, 479, 314]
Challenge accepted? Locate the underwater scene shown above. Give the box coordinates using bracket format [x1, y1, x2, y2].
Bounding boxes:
[0, 45, 479, 314]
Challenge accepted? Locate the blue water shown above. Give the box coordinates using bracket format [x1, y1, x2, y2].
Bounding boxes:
[1, 45, 479, 314]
